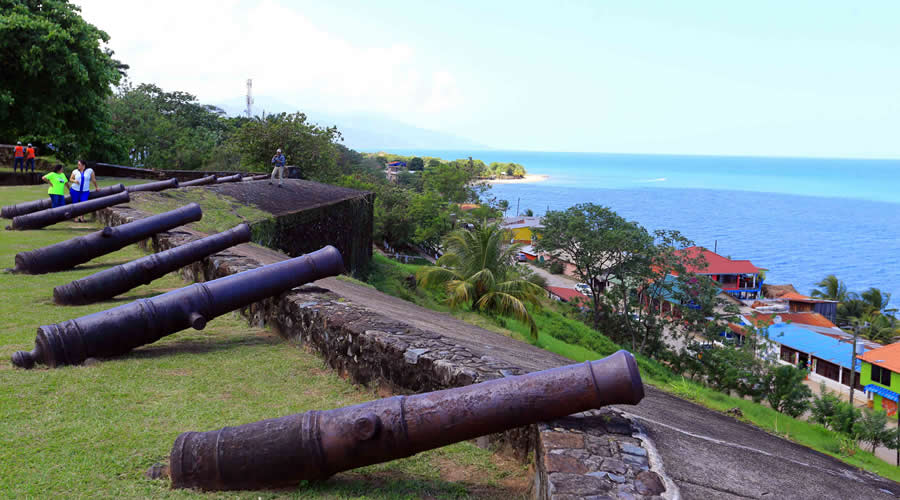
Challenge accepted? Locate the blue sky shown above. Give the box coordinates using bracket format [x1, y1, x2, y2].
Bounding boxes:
[78, 1, 900, 158]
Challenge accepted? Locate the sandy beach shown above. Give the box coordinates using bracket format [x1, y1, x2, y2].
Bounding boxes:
[480, 174, 549, 184]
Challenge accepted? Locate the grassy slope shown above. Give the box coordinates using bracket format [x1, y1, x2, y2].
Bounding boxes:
[126, 188, 272, 235]
[365, 254, 900, 482]
[0, 185, 528, 499]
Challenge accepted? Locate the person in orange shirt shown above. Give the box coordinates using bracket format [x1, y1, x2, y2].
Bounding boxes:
[13, 141, 25, 172]
[25, 143, 36, 172]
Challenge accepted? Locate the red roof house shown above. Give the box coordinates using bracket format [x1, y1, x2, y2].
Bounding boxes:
[546, 286, 588, 304]
[673, 246, 765, 300]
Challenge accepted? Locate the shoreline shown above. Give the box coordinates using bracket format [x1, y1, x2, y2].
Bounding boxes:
[479, 174, 549, 184]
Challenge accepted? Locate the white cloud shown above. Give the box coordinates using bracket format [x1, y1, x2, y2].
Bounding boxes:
[75, 0, 463, 116]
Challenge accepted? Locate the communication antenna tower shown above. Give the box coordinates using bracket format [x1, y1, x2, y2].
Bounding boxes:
[245, 79, 254, 118]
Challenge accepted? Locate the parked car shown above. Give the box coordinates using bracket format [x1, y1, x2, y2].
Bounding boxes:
[575, 283, 592, 295]
[516, 252, 528, 262]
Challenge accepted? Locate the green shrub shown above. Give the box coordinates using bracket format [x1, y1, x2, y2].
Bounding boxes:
[549, 260, 564, 274]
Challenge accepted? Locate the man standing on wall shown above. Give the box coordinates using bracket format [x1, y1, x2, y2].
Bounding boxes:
[269, 148, 286, 187]
[13, 142, 25, 172]
[25, 143, 36, 172]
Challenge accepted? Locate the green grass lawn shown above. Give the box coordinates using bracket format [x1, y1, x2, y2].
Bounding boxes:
[366, 254, 900, 483]
[0, 185, 529, 499]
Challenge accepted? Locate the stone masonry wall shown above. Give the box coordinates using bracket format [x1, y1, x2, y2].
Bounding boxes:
[95, 205, 670, 499]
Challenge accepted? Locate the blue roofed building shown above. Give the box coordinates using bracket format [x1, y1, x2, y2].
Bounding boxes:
[732, 317, 880, 402]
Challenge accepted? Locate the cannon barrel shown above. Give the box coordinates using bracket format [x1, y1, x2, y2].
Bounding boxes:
[53, 224, 252, 305]
[179, 175, 217, 187]
[127, 178, 179, 192]
[1, 184, 126, 219]
[8, 191, 130, 231]
[216, 174, 242, 183]
[166, 350, 643, 491]
[244, 174, 269, 181]
[14, 203, 202, 275]
[12, 245, 344, 369]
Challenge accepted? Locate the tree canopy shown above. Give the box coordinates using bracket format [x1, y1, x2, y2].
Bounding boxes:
[108, 82, 233, 169]
[0, 0, 127, 158]
[225, 112, 341, 181]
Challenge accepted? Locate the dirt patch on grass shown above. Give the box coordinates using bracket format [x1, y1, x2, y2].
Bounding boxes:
[159, 369, 192, 377]
[435, 456, 531, 496]
[323, 469, 528, 499]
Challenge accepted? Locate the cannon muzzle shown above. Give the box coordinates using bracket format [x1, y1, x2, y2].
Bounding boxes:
[216, 174, 242, 183]
[53, 223, 253, 305]
[179, 175, 217, 187]
[166, 350, 643, 491]
[8, 191, 130, 230]
[1, 184, 126, 219]
[14, 203, 203, 274]
[13, 245, 344, 369]
[127, 178, 179, 193]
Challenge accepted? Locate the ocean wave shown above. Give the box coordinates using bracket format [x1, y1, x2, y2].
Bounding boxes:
[638, 177, 667, 183]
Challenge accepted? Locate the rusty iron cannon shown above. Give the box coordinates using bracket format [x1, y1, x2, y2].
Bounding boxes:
[7, 191, 130, 231]
[215, 173, 242, 183]
[53, 223, 252, 305]
[162, 350, 643, 491]
[12, 245, 344, 369]
[179, 175, 217, 187]
[14, 203, 202, 275]
[127, 178, 179, 192]
[1, 184, 126, 219]
[244, 174, 270, 181]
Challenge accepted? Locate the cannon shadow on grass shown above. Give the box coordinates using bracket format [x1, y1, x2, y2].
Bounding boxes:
[39, 226, 101, 232]
[121, 335, 282, 361]
[69, 259, 134, 271]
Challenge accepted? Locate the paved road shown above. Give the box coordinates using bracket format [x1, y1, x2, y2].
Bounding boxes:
[228, 242, 900, 499]
[520, 261, 580, 289]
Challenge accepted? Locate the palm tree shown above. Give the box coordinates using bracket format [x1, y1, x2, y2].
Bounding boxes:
[810, 275, 849, 302]
[860, 287, 892, 315]
[417, 221, 545, 340]
[838, 297, 867, 326]
[849, 312, 899, 344]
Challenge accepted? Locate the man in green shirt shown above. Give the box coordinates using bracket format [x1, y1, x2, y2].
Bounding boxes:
[42, 164, 70, 208]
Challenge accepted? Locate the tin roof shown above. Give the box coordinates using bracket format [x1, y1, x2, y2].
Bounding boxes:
[780, 291, 837, 304]
[765, 321, 872, 371]
[750, 312, 838, 329]
[858, 342, 900, 374]
[546, 286, 588, 303]
[674, 246, 764, 275]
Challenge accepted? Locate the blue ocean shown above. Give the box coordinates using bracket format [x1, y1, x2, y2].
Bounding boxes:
[387, 150, 900, 306]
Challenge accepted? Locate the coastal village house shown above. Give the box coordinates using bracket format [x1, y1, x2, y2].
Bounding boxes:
[501, 216, 543, 244]
[730, 314, 876, 401]
[674, 246, 765, 300]
[858, 343, 900, 416]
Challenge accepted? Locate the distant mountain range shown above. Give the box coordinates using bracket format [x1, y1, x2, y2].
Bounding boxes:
[213, 96, 486, 152]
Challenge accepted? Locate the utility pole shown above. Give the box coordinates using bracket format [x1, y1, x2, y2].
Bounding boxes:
[516, 198, 520, 217]
[848, 323, 863, 405]
[245, 79, 254, 118]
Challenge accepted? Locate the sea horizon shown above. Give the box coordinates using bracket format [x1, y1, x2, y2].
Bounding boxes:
[386, 148, 900, 308]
